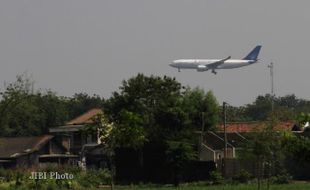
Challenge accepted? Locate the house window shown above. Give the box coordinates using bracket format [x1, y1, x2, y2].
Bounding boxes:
[73, 132, 82, 147]
[86, 132, 98, 144]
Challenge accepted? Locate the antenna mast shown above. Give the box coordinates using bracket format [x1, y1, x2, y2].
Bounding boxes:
[268, 62, 274, 111]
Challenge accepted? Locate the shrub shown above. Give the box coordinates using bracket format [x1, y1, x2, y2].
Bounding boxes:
[4, 169, 14, 182]
[209, 171, 224, 185]
[232, 170, 252, 184]
[45, 181, 58, 190]
[270, 173, 292, 184]
[78, 169, 111, 187]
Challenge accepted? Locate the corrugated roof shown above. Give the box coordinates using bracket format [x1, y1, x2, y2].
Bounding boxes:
[0, 135, 53, 158]
[49, 125, 83, 133]
[66, 108, 103, 125]
[215, 132, 247, 147]
[203, 132, 234, 150]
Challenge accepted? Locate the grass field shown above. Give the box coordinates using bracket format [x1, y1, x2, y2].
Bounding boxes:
[114, 182, 310, 190]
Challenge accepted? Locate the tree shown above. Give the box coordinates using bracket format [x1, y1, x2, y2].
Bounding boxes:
[283, 134, 310, 179]
[67, 93, 104, 119]
[297, 112, 310, 128]
[242, 118, 284, 190]
[182, 88, 220, 132]
[83, 110, 146, 189]
[0, 74, 69, 136]
[104, 74, 187, 142]
[237, 94, 310, 122]
[244, 94, 274, 121]
[166, 141, 196, 186]
[102, 74, 221, 184]
[0, 74, 67, 136]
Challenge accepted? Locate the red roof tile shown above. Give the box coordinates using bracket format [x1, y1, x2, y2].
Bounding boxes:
[217, 121, 294, 133]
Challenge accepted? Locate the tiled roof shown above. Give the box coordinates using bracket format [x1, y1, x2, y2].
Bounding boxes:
[217, 121, 294, 133]
[66, 108, 103, 125]
[0, 135, 53, 158]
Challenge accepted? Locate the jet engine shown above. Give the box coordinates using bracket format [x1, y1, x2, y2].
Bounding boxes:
[197, 65, 208, 72]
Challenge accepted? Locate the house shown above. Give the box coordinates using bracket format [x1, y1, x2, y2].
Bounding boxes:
[0, 135, 78, 168]
[49, 108, 108, 169]
[199, 132, 235, 162]
[197, 131, 248, 162]
[49, 108, 103, 154]
[199, 121, 294, 161]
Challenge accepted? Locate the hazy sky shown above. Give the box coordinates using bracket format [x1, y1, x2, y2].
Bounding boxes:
[1, 1, 310, 106]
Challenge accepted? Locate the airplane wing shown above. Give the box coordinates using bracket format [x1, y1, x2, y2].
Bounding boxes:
[206, 56, 231, 68]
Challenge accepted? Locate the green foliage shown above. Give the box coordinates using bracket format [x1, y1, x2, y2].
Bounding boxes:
[283, 135, 310, 163]
[112, 110, 145, 149]
[282, 134, 310, 179]
[270, 173, 292, 184]
[0, 74, 105, 137]
[240, 118, 286, 189]
[166, 141, 196, 168]
[0, 167, 112, 190]
[104, 74, 220, 144]
[67, 93, 104, 119]
[244, 94, 274, 121]
[209, 171, 224, 185]
[182, 88, 219, 131]
[0, 168, 29, 184]
[297, 112, 310, 127]
[166, 141, 196, 186]
[226, 94, 310, 122]
[78, 169, 111, 188]
[83, 113, 113, 144]
[232, 170, 252, 184]
[104, 74, 189, 142]
[0, 74, 68, 136]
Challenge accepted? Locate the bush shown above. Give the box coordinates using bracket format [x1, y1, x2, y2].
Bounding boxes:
[1, 169, 14, 182]
[209, 171, 224, 185]
[78, 169, 111, 187]
[45, 181, 58, 190]
[270, 173, 292, 184]
[232, 170, 252, 184]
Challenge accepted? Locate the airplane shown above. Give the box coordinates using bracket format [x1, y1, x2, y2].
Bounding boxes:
[169, 45, 262, 74]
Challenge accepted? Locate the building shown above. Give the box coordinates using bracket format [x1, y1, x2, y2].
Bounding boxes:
[0, 108, 107, 169]
[49, 108, 108, 169]
[49, 108, 103, 154]
[0, 135, 78, 168]
[199, 132, 235, 162]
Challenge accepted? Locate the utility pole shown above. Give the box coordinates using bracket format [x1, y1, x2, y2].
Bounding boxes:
[199, 112, 205, 160]
[268, 62, 274, 111]
[223, 102, 227, 159]
[222, 102, 227, 177]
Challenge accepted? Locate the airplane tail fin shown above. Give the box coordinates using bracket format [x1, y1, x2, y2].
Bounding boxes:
[243, 45, 262, 60]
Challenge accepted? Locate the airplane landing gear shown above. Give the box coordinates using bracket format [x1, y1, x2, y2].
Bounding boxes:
[178, 68, 181, 72]
[212, 70, 217, 75]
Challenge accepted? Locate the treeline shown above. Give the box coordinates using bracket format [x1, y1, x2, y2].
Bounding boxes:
[0, 74, 219, 138]
[1, 73, 310, 137]
[0, 74, 104, 137]
[225, 94, 310, 122]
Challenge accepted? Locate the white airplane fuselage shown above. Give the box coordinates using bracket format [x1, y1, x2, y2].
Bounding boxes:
[170, 59, 256, 71]
[169, 45, 262, 74]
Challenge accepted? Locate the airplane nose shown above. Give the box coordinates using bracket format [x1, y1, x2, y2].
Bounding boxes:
[170, 60, 178, 67]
